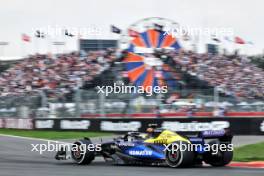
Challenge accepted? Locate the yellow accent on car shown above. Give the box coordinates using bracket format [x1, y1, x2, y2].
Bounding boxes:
[144, 130, 190, 144]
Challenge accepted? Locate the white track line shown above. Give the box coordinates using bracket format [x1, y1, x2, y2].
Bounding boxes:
[0, 134, 71, 144]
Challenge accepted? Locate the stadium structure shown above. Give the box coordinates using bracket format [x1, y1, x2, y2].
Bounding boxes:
[0, 17, 263, 119]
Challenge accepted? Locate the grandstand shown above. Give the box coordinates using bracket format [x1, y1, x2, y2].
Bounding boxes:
[0, 17, 263, 118]
[0, 49, 263, 118]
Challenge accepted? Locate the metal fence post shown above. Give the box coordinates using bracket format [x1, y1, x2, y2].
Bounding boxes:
[214, 86, 219, 107]
[74, 89, 82, 118]
[99, 91, 105, 118]
[39, 90, 48, 107]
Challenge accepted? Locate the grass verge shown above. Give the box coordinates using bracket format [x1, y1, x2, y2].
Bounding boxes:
[0, 128, 113, 140]
[233, 142, 264, 162]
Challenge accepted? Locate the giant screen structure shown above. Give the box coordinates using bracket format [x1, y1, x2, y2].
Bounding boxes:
[80, 39, 118, 52]
[123, 17, 182, 91]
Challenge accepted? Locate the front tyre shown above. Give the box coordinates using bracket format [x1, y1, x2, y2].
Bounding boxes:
[165, 141, 194, 168]
[71, 139, 95, 165]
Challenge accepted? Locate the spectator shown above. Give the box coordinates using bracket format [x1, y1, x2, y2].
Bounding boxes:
[0, 49, 118, 97]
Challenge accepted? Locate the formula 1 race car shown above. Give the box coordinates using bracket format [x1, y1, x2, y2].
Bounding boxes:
[55, 124, 233, 168]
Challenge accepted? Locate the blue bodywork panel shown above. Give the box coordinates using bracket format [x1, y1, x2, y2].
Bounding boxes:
[116, 137, 207, 160]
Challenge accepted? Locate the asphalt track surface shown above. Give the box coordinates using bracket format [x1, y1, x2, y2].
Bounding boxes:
[0, 135, 264, 176]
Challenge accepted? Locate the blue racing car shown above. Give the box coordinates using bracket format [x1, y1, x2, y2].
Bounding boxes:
[55, 124, 233, 168]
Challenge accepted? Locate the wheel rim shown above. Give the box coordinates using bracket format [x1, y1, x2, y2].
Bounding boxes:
[72, 143, 83, 160]
[168, 150, 180, 162]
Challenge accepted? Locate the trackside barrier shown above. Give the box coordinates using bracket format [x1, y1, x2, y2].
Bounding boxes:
[81, 112, 264, 118]
[1, 117, 263, 135]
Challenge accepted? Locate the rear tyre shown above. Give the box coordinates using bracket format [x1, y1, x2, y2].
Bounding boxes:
[71, 139, 95, 165]
[165, 141, 194, 168]
[203, 140, 233, 167]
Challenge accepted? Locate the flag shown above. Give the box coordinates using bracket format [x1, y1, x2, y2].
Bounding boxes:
[111, 25, 121, 34]
[78, 33, 83, 39]
[154, 23, 163, 32]
[224, 36, 233, 42]
[211, 35, 221, 42]
[22, 34, 30, 42]
[234, 36, 245, 44]
[182, 30, 190, 41]
[65, 29, 74, 37]
[35, 30, 45, 38]
[128, 29, 140, 37]
[247, 41, 254, 45]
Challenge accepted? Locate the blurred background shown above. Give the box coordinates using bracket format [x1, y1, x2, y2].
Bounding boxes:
[0, 0, 263, 119]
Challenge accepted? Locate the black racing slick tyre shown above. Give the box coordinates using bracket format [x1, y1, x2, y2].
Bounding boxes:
[71, 139, 95, 165]
[165, 141, 194, 168]
[203, 140, 233, 167]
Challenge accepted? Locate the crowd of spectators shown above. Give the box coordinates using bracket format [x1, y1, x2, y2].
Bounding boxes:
[0, 48, 263, 100]
[0, 49, 117, 97]
[168, 50, 264, 99]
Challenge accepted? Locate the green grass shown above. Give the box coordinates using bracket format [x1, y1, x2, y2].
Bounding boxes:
[233, 142, 264, 162]
[0, 129, 113, 140]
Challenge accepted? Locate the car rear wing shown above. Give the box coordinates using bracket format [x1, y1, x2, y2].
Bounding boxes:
[198, 129, 233, 142]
